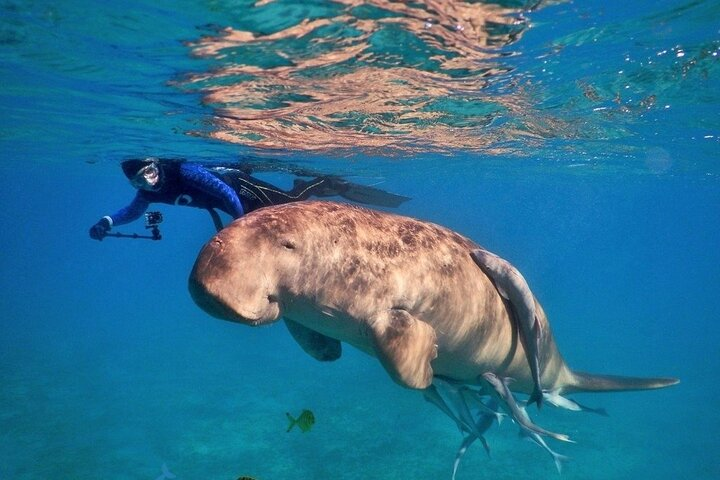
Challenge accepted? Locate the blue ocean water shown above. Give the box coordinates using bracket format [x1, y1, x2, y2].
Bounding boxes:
[1, 1, 719, 479]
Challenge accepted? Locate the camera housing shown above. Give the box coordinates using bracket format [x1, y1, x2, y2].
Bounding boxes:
[144, 211, 163, 240]
[145, 211, 163, 227]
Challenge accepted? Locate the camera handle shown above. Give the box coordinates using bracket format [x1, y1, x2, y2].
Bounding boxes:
[102, 210, 163, 240]
[104, 230, 161, 241]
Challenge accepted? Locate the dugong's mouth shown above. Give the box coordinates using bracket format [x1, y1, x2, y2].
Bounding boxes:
[188, 272, 281, 326]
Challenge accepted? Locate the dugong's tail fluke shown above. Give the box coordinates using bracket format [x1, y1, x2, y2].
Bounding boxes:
[565, 371, 679, 394]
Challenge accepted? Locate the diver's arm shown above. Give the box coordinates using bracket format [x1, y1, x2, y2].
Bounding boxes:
[89, 192, 149, 240]
[108, 192, 150, 226]
[179, 163, 245, 218]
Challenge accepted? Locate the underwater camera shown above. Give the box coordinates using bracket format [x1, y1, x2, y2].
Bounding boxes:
[104, 211, 164, 241]
[144, 211, 163, 240]
[145, 211, 163, 227]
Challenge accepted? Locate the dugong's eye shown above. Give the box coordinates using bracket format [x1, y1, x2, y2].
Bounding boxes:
[281, 240, 296, 250]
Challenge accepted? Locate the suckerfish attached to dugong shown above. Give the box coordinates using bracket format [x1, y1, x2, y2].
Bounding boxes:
[189, 201, 677, 399]
[471, 248, 544, 407]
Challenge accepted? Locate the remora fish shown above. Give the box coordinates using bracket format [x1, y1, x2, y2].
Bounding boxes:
[424, 380, 492, 455]
[543, 389, 609, 416]
[518, 422, 570, 474]
[471, 248, 544, 407]
[482, 372, 573, 444]
[423, 383, 465, 433]
[451, 398, 499, 480]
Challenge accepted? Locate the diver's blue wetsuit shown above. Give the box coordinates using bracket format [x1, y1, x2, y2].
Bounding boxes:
[90, 160, 346, 239]
[108, 162, 246, 226]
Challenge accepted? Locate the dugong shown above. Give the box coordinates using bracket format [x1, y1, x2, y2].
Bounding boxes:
[188, 201, 678, 398]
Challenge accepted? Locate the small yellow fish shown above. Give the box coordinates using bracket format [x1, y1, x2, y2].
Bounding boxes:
[286, 409, 315, 433]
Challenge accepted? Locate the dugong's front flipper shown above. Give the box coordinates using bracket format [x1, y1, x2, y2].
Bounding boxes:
[471, 248, 544, 407]
[368, 309, 437, 389]
[284, 318, 342, 361]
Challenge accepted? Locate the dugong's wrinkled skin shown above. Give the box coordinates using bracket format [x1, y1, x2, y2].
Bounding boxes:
[189, 201, 678, 395]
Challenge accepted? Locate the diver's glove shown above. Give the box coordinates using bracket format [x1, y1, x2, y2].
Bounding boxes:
[89, 217, 112, 241]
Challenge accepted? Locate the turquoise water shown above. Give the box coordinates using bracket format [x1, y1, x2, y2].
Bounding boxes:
[1, 1, 719, 479]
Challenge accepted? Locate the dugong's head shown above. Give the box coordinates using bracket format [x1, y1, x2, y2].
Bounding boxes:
[188, 214, 297, 326]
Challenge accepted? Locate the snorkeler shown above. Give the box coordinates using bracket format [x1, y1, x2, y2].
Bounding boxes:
[89, 158, 410, 240]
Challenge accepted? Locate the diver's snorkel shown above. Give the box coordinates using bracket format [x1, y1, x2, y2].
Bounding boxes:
[104, 211, 163, 241]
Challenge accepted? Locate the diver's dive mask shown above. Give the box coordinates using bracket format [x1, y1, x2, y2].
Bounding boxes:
[130, 161, 161, 191]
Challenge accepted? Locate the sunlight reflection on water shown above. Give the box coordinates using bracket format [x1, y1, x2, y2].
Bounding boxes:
[180, 0, 536, 155]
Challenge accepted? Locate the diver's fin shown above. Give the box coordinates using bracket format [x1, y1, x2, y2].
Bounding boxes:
[368, 309, 437, 389]
[339, 182, 411, 208]
[565, 371, 679, 394]
[284, 318, 342, 362]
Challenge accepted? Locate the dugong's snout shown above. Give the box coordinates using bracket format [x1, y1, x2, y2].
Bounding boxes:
[188, 270, 241, 322]
[188, 236, 281, 326]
